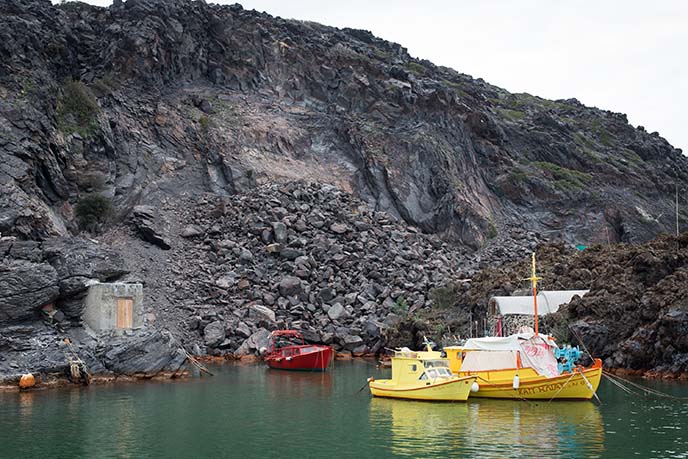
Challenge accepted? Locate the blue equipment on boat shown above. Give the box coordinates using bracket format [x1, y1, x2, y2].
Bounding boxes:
[555, 345, 583, 374]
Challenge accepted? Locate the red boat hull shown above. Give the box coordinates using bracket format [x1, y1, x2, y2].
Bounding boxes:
[265, 346, 335, 371]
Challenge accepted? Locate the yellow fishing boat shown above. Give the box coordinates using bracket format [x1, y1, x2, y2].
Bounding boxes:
[445, 253, 602, 401]
[445, 336, 602, 400]
[368, 345, 477, 401]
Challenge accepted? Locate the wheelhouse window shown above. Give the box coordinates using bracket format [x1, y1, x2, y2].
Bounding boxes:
[419, 367, 452, 380]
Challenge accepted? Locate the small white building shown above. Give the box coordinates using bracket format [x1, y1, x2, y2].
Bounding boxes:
[82, 283, 144, 332]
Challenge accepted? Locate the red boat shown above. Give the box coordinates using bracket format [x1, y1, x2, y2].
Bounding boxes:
[264, 330, 335, 371]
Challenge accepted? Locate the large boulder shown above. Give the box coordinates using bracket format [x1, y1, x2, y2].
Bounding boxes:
[248, 304, 276, 323]
[203, 321, 226, 348]
[271, 222, 287, 244]
[234, 328, 271, 356]
[0, 260, 59, 323]
[130, 205, 172, 250]
[96, 329, 187, 375]
[327, 303, 347, 321]
[278, 276, 302, 297]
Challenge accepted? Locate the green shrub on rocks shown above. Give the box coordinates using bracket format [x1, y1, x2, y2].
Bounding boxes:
[199, 115, 210, 135]
[392, 295, 409, 315]
[75, 194, 112, 232]
[406, 61, 425, 75]
[430, 283, 457, 309]
[57, 79, 99, 137]
[531, 161, 592, 191]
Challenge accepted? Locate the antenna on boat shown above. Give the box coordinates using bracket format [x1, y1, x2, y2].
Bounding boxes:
[527, 252, 542, 335]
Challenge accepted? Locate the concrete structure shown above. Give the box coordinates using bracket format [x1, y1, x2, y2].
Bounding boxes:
[83, 283, 144, 332]
[487, 290, 589, 336]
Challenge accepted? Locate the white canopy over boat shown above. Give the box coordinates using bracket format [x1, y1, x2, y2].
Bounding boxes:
[460, 332, 560, 377]
[463, 332, 557, 351]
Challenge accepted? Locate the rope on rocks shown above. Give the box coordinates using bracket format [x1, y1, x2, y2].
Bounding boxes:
[183, 350, 214, 376]
[64, 339, 91, 385]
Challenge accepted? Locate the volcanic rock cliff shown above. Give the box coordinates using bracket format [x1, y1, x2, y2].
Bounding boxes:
[2, 0, 686, 247]
[1, 0, 688, 384]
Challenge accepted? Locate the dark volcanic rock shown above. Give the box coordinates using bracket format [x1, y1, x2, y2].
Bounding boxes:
[0, 0, 685, 249]
[96, 329, 186, 375]
[203, 321, 225, 348]
[131, 205, 172, 250]
[0, 260, 58, 322]
[0, 238, 128, 322]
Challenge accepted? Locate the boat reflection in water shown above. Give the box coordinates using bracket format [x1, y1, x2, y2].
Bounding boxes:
[369, 397, 604, 458]
[263, 367, 333, 400]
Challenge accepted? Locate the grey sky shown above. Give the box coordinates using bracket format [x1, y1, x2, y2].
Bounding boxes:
[60, 0, 688, 153]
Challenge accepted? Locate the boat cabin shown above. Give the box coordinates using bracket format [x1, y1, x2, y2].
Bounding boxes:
[389, 348, 454, 385]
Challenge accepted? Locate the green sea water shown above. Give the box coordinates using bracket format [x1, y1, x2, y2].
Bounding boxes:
[1, 361, 686, 458]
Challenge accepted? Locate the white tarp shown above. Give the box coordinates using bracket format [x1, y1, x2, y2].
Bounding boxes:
[463, 332, 556, 351]
[461, 333, 560, 377]
[460, 350, 517, 371]
[490, 290, 589, 316]
[519, 336, 560, 377]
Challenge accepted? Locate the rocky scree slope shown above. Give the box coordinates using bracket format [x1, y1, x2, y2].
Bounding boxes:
[105, 181, 477, 357]
[412, 234, 688, 376]
[1, 0, 687, 250]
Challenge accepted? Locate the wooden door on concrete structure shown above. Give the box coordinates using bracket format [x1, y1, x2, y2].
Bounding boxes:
[116, 298, 133, 329]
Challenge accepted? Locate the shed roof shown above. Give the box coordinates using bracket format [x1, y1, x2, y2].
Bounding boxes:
[490, 290, 589, 316]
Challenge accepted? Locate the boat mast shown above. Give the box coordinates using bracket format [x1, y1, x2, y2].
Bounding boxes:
[528, 252, 541, 335]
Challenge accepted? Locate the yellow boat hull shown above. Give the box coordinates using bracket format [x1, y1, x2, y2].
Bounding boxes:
[369, 376, 476, 401]
[460, 360, 603, 400]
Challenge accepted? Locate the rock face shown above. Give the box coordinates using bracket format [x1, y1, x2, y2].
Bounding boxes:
[0, 260, 58, 322]
[0, 0, 686, 250]
[0, 238, 126, 324]
[0, 323, 188, 385]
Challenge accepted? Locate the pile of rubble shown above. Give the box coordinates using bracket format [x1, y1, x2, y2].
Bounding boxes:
[130, 181, 470, 357]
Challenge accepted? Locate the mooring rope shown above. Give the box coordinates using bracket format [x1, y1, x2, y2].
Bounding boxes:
[603, 370, 688, 400]
[546, 371, 577, 403]
[603, 373, 636, 395]
[183, 349, 214, 376]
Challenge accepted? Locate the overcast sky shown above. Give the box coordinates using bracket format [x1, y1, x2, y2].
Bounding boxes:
[65, 0, 687, 152]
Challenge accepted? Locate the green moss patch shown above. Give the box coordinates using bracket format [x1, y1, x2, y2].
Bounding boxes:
[531, 161, 592, 190]
[57, 79, 99, 137]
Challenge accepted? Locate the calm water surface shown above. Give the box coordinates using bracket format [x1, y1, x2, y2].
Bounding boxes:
[1, 361, 686, 458]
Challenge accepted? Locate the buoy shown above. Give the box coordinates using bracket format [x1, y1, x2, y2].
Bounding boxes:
[471, 382, 480, 393]
[512, 374, 520, 390]
[19, 373, 35, 389]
